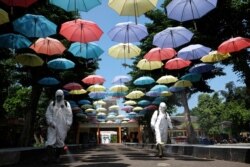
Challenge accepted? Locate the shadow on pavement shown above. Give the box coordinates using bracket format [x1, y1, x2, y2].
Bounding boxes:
[75, 163, 130, 167]
[83, 154, 121, 163]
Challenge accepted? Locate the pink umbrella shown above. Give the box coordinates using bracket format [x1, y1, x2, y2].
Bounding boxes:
[60, 19, 103, 43]
[165, 58, 191, 70]
[144, 47, 176, 61]
[63, 82, 83, 90]
[30, 37, 66, 56]
[82, 75, 105, 85]
[218, 37, 250, 54]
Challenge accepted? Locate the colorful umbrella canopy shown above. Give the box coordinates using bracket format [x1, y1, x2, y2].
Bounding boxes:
[124, 100, 137, 106]
[108, 22, 148, 43]
[165, 58, 191, 70]
[133, 106, 143, 112]
[218, 37, 250, 54]
[81, 104, 93, 109]
[38, 77, 60, 86]
[63, 82, 83, 90]
[174, 80, 192, 88]
[146, 90, 161, 97]
[200, 51, 231, 63]
[108, 43, 141, 59]
[69, 89, 87, 95]
[68, 42, 104, 59]
[150, 84, 168, 92]
[121, 105, 133, 112]
[156, 75, 178, 84]
[108, 92, 126, 98]
[93, 100, 106, 106]
[153, 26, 194, 48]
[49, 0, 101, 12]
[109, 105, 120, 111]
[1, 0, 37, 7]
[166, 0, 217, 22]
[137, 59, 163, 70]
[112, 75, 131, 84]
[161, 91, 173, 97]
[15, 53, 44, 67]
[126, 90, 144, 99]
[169, 86, 185, 93]
[82, 75, 105, 85]
[189, 63, 215, 73]
[13, 14, 57, 38]
[177, 44, 211, 60]
[78, 99, 91, 105]
[180, 73, 202, 82]
[109, 85, 128, 92]
[144, 104, 158, 111]
[47, 58, 75, 70]
[0, 33, 31, 49]
[60, 19, 103, 43]
[89, 92, 106, 99]
[138, 100, 151, 106]
[87, 85, 106, 92]
[30, 37, 66, 56]
[133, 76, 155, 85]
[144, 47, 176, 61]
[0, 8, 9, 25]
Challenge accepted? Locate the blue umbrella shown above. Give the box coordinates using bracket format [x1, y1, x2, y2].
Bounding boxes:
[108, 92, 126, 98]
[180, 73, 202, 82]
[47, 58, 75, 70]
[0, 33, 31, 49]
[89, 92, 106, 99]
[38, 77, 60, 86]
[78, 99, 91, 105]
[177, 44, 211, 60]
[50, 0, 101, 12]
[150, 84, 169, 92]
[133, 76, 155, 86]
[146, 91, 161, 97]
[68, 42, 104, 59]
[13, 14, 57, 38]
[108, 22, 148, 43]
[138, 100, 151, 106]
[189, 63, 215, 73]
[112, 75, 131, 84]
[169, 86, 185, 93]
[152, 97, 165, 105]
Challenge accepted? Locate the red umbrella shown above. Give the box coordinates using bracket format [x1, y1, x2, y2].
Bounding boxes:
[165, 58, 191, 70]
[30, 37, 66, 56]
[144, 104, 158, 111]
[0, 0, 37, 7]
[144, 47, 176, 61]
[218, 37, 250, 54]
[63, 82, 83, 90]
[60, 19, 103, 43]
[82, 75, 105, 85]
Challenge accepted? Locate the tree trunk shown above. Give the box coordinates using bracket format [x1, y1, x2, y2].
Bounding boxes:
[19, 84, 42, 146]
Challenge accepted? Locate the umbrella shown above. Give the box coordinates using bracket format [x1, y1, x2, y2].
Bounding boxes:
[81, 104, 93, 109]
[161, 91, 173, 97]
[0, 33, 31, 49]
[15, 53, 44, 67]
[30, 37, 66, 56]
[124, 100, 137, 106]
[108, 22, 148, 43]
[13, 14, 57, 38]
[137, 59, 163, 70]
[218, 37, 250, 54]
[82, 75, 105, 85]
[109, 105, 120, 111]
[121, 106, 134, 112]
[189, 63, 215, 73]
[108, 92, 126, 98]
[146, 91, 161, 97]
[133, 106, 143, 112]
[133, 76, 155, 85]
[93, 100, 106, 106]
[0, 8, 9, 25]
[78, 99, 91, 105]
[87, 85, 106, 92]
[108, 43, 141, 59]
[165, 58, 191, 70]
[200, 51, 231, 63]
[112, 75, 131, 84]
[144, 47, 176, 61]
[174, 80, 192, 88]
[109, 85, 128, 92]
[126, 90, 144, 99]
[156, 75, 178, 84]
[68, 42, 104, 59]
[169, 86, 185, 93]
[150, 84, 168, 92]
[153, 26, 194, 48]
[69, 89, 87, 95]
[180, 73, 202, 82]
[89, 92, 106, 99]
[144, 104, 158, 111]
[47, 58, 75, 70]
[138, 100, 151, 106]
[63, 82, 83, 90]
[177, 44, 211, 60]
[1, 0, 37, 7]
[38, 77, 60, 86]
[166, 0, 218, 22]
[49, 0, 101, 12]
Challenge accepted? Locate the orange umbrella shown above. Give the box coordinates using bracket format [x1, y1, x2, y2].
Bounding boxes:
[165, 58, 191, 70]
[218, 37, 250, 54]
[63, 82, 82, 90]
[82, 75, 105, 85]
[144, 47, 176, 61]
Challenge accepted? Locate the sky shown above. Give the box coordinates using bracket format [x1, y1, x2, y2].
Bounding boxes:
[81, 0, 244, 114]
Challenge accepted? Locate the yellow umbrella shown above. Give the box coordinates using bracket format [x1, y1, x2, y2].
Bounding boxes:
[108, 43, 141, 59]
[126, 90, 144, 99]
[87, 84, 106, 92]
[174, 80, 192, 88]
[109, 84, 129, 92]
[96, 107, 107, 112]
[124, 100, 137, 106]
[201, 51, 231, 63]
[156, 75, 178, 84]
[85, 108, 95, 112]
[15, 53, 44, 67]
[93, 100, 106, 106]
[81, 104, 93, 109]
[137, 59, 163, 70]
[69, 89, 87, 95]
[133, 106, 143, 112]
[161, 91, 173, 97]
[0, 8, 9, 25]
[109, 105, 120, 111]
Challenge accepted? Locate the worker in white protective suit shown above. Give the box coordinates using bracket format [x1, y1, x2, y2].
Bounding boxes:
[44, 89, 72, 163]
[150, 102, 173, 158]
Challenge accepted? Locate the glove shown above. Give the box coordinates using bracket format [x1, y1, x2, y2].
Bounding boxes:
[49, 122, 55, 129]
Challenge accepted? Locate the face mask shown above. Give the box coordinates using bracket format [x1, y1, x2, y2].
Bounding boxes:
[56, 95, 63, 102]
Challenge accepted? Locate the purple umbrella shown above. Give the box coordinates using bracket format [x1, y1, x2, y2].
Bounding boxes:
[146, 91, 161, 97]
[112, 75, 131, 84]
[189, 63, 215, 73]
[177, 44, 211, 60]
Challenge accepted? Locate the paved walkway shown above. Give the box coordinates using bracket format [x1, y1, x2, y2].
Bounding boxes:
[11, 144, 250, 167]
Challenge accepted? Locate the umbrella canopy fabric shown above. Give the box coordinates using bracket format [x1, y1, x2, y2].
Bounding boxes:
[63, 82, 83, 90]
[108, 92, 126, 98]
[121, 105, 134, 112]
[138, 100, 151, 106]
[165, 58, 191, 70]
[89, 92, 106, 99]
[124, 100, 137, 106]
[60, 19, 103, 43]
[82, 75, 105, 85]
[13, 14, 57, 38]
[146, 90, 161, 97]
[137, 59, 163, 70]
[49, 0, 101, 12]
[0, 33, 31, 49]
[156, 75, 178, 84]
[153, 26, 194, 48]
[133, 76, 155, 85]
[112, 75, 131, 84]
[108, 22, 148, 43]
[189, 63, 215, 73]
[69, 89, 87, 95]
[15, 53, 44, 67]
[109, 85, 128, 92]
[47, 58, 75, 70]
[161, 91, 173, 97]
[87, 85, 106, 92]
[177, 44, 211, 60]
[126, 90, 144, 99]
[144, 47, 176, 61]
[38, 77, 60, 86]
[0, 8, 9, 25]
[133, 106, 143, 112]
[144, 104, 157, 111]
[174, 80, 192, 88]
[78, 99, 91, 105]
[1, 0, 37, 7]
[166, 0, 218, 22]
[200, 51, 231, 63]
[30, 37, 66, 56]
[68, 42, 104, 59]
[180, 73, 201, 82]
[93, 100, 106, 106]
[150, 84, 168, 92]
[169, 86, 185, 92]
[109, 105, 120, 111]
[108, 43, 141, 59]
[218, 37, 250, 54]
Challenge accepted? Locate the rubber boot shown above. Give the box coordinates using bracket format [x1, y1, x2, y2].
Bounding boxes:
[158, 144, 163, 158]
